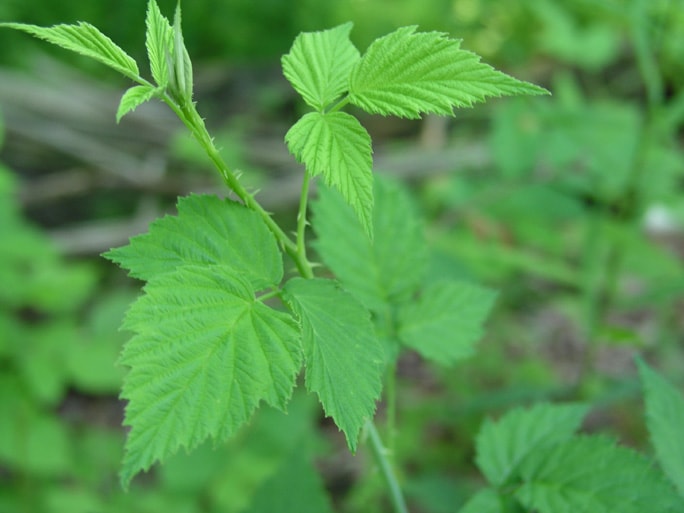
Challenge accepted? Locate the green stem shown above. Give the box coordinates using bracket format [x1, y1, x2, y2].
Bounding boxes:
[296, 171, 314, 279]
[165, 93, 407, 513]
[366, 420, 409, 513]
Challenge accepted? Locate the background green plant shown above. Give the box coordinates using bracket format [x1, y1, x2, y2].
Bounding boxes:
[0, 0, 682, 512]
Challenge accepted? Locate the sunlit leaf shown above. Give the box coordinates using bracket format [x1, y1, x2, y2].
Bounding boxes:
[120, 265, 302, 488]
[116, 85, 160, 122]
[104, 194, 282, 290]
[349, 26, 549, 119]
[282, 22, 360, 110]
[286, 111, 373, 236]
[145, 0, 173, 87]
[283, 278, 383, 449]
[0, 22, 139, 80]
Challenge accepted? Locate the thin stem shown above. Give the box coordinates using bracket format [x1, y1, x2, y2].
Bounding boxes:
[366, 420, 409, 513]
[296, 171, 314, 279]
[327, 95, 351, 113]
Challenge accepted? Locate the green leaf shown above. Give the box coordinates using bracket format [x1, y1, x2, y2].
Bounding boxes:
[168, 2, 193, 102]
[283, 278, 383, 450]
[515, 436, 684, 513]
[119, 265, 302, 488]
[638, 359, 684, 498]
[286, 111, 373, 237]
[282, 22, 360, 110]
[398, 281, 495, 364]
[104, 194, 282, 289]
[312, 176, 427, 313]
[145, 0, 173, 87]
[244, 449, 334, 513]
[116, 85, 159, 122]
[0, 22, 139, 80]
[475, 402, 588, 487]
[458, 489, 504, 513]
[349, 26, 549, 119]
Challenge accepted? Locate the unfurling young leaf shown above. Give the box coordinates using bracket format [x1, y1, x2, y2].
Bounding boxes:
[282, 22, 360, 111]
[0, 22, 140, 80]
[116, 84, 160, 122]
[286, 111, 373, 237]
[283, 278, 384, 450]
[120, 265, 302, 488]
[349, 25, 549, 119]
[167, 2, 193, 103]
[145, 0, 173, 87]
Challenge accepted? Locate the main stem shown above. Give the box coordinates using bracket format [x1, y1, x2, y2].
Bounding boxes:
[171, 95, 408, 513]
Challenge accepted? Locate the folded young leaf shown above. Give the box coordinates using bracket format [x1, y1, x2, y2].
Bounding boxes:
[349, 26, 549, 119]
[145, 0, 173, 87]
[311, 176, 427, 313]
[515, 436, 684, 513]
[283, 278, 383, 450]
[119, 265, 302, 488]
[398, 281, 496, 364]
[116, 85, 160, 122]
[286, 111, 373, 237]
[104, 194, 283, 290]
[475, 402, 588, 487]
[638, 359, 684, 499]
[282, 23, 360, 111]
[0, 22, 139, 80]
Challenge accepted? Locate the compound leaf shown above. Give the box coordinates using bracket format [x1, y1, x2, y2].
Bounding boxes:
[282, 22, 360, 111]
[283, 278, 383, 450]
[104, 194, 282, 289]
[398, 281, 496, 364]
[0, 22, 139, 80]
[638, 359, 684, 498]
[119, 265, 302, 488]
[515, 436, 684, 513]
[349, 26, 549, 119]
[116, 84, 160, 122]
[476, 402, 588, 487]
[145, 0, 173, 87]
[312, 176, 427, 313]
[286, 111, 373, 236]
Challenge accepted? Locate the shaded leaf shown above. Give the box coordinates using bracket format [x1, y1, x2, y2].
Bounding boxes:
[283, 278, 383, 449]
[476, 402, 588, 486]
[638, 359, 684, 498]
[312, 176, 427, 313]
[286, 111, 373, 236]
[516, 436, 684, 513]
[120, 265, 302, 488]
[349, 26, 549, 119]
[282, 22, 360, 110]
[458, 488, 504, 513]
[398, 281, 496, 364]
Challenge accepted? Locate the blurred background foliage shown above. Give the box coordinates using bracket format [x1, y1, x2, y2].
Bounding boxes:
[0, 0, 683, 512]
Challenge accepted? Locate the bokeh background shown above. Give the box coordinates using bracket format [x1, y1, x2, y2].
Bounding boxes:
[1, 0, 683, 512]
